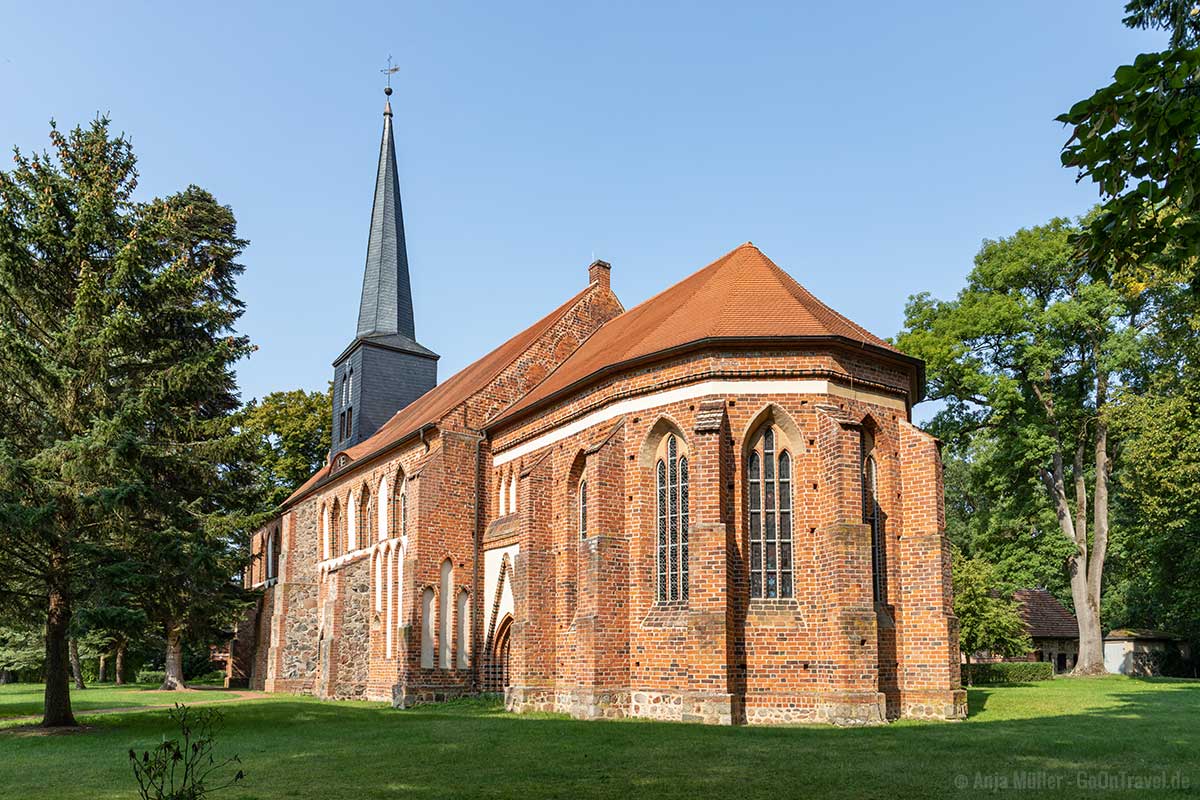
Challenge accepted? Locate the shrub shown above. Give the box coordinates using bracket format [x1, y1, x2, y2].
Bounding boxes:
[136, 670, 165, 686]
[129, 704, 244, 799]
[964, 661, 1054, 685]
[192, 670, 227, 685]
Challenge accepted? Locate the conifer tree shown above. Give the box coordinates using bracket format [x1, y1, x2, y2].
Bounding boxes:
[0, 119, 254, 723]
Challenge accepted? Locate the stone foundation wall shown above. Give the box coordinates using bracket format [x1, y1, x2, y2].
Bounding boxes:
[333, 558, 374, 699]
[275, 582, 318, 686]
[901, 689, 968, 721]
[396, 683, 473, 707]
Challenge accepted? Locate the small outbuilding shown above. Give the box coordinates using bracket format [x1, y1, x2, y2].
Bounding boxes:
[1104, 629, 1188, 677]
[1013, 589, 1079, 673]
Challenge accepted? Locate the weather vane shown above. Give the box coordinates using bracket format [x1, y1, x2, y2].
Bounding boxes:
[381, 55, 400, 95]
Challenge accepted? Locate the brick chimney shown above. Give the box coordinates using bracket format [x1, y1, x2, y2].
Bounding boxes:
[588, 259, 611, 290]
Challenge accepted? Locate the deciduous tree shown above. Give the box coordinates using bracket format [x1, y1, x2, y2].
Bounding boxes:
[236, 387, 332, 510]
[953, 552, 1032, 681]
[1059, 0, 1200, 282]
[898, 216, 1156, 673]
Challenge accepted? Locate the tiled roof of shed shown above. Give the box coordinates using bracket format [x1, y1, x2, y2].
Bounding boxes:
[491, 242, 903, 424]
[1014, 589, 1079, 639]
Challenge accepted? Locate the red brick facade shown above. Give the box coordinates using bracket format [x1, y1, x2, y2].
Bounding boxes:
[236, 245, 966, 724]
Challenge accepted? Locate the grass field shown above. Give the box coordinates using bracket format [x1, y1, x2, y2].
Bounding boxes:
[0, 677, 1196, 799]
[0, 682, 251, 723]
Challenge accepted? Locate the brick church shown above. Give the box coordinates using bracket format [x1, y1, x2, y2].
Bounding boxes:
[235, 90, 967, 725]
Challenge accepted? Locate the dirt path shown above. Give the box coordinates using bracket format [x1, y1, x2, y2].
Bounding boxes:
[2, 689, 270, 728]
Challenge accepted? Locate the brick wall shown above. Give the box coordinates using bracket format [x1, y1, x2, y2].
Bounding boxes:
[241, 274, 963, 724]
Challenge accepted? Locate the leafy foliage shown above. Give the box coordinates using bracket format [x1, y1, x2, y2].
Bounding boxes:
[941, 433, 1074, 600]
[1058, 1, 1200, 283]
[0, 625, 43, 680]
[236, 387, 332, 510]
[129, 704, 244, 800]
[1106, 376, 1200, 649]
[953, 553, 1032, 672]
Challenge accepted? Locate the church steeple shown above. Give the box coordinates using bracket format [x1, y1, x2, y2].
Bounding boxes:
[331, 80, 438, 461]
[357, 89, 415, 340]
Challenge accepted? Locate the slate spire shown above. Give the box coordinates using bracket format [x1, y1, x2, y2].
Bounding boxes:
[330, 83, 438, 460]
[357, 88, 415, 340]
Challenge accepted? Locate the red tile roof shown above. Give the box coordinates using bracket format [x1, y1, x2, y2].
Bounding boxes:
[491, 242, 911, 425]
[284, 286, 593, 506]
[285, 242, 918, 507]
[1014, 589, 1079, 639]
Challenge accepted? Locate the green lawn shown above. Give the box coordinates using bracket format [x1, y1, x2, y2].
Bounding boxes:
[0, 677, 1196, 799]
[0, 682, 250, 722]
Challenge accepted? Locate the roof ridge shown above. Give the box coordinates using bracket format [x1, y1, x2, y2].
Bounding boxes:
[631, 246, 741, 344]
[610, 243, 747, 320]
[377, 284, 592, 430]
[480, 247, 742, 428]
[758, 253, 893, 349]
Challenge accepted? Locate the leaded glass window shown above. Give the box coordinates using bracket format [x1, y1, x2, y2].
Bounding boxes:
[579, 480, 588, 539]
[680, 456, 689, 599]
[863, 456, 886, 603]
[655, 434, 689, 601]
[656, 460, 667, 602]
[748, 425, 793, 598]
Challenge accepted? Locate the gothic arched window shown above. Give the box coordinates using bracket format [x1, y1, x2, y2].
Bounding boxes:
[863, 454, 886, 603]
[321, 504, 331, 560]
[400, 477, 408, 539]
[377, 476, 389, 543]
[421, 587, 435, 668]
[456, 589, 469, 670]
[338, 369, 355, 442]
[439, 559, 453, 669]
[329, 500, 342, 559]
[578, 480, 588, 539]
[347, 491, 358, 552]
[390, 473, 408, 543]
[748, 426, 793, 599]
[353, 487, 369, 551]
[656, 434, 689, 602]
[268, 526, 281, 581]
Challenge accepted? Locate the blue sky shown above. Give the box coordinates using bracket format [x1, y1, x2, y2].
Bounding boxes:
[1, 1, 1164, 420]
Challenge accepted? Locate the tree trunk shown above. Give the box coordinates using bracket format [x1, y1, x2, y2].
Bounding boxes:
[68, 637, 86, 690]
[964, 652, 973, 686]
[115, 639, 126, 686]
[1039, 416, 1108, 677]
[161, 625, 188, 690]
[43, 584, 77, 727]
[0, 670, 13, 685]
[97, 653, 107, 683]
[1076, 370, 1112, 675]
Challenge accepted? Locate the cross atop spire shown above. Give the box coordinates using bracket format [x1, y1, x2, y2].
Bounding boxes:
[381, 55, 400, 91]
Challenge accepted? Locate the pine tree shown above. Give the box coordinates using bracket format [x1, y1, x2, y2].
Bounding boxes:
[107, 185, 257, 690]
[0, 120, 254, 723]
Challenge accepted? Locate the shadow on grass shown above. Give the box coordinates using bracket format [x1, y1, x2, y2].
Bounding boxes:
[1, 680, 1197, 799]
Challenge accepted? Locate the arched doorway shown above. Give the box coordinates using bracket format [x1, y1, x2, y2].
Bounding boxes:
[483, 615, 512, 693]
